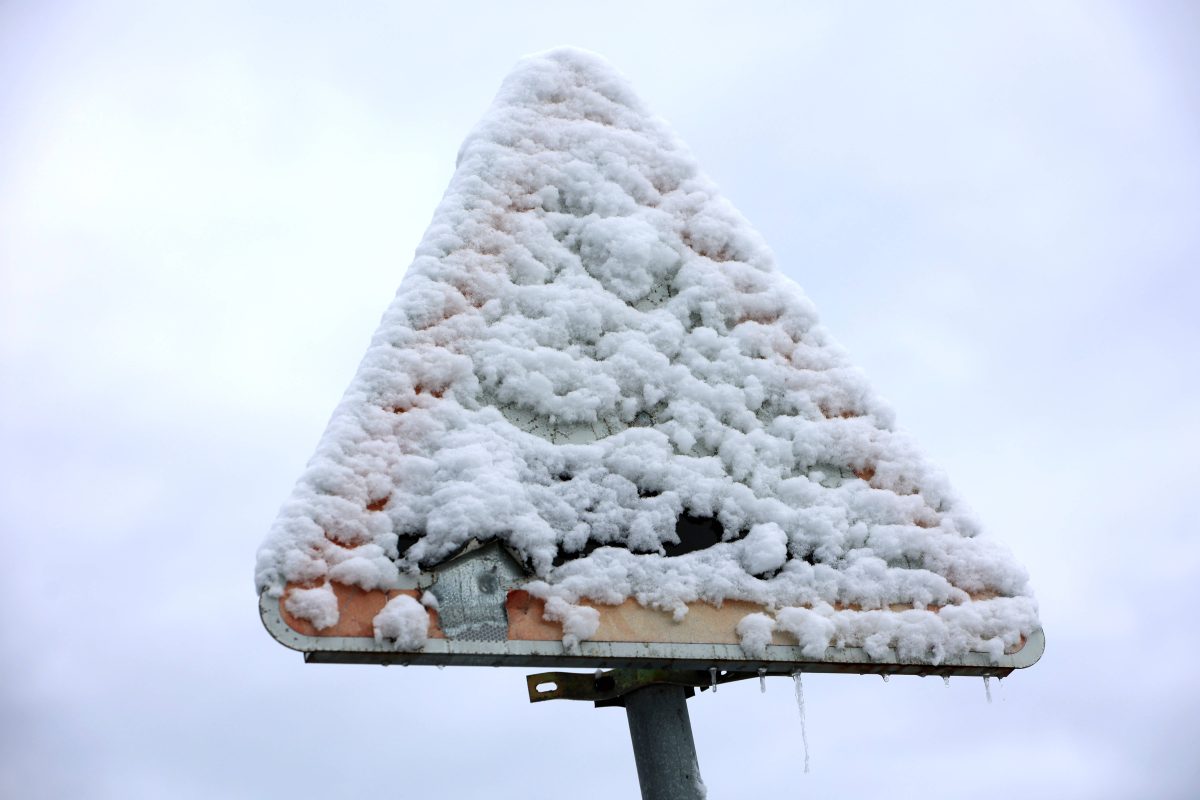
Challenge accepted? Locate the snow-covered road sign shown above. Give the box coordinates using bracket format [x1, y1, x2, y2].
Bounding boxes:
[257, 48, 1042, 678]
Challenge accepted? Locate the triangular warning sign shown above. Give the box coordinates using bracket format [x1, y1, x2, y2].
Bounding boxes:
[257, 48, 1041, 677]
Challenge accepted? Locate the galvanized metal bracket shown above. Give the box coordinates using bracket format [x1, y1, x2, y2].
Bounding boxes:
[526, 668, 755, 707]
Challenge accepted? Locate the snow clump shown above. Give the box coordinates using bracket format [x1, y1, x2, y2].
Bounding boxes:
[373, 594, 430, 650]
[284, 585, 339, 631]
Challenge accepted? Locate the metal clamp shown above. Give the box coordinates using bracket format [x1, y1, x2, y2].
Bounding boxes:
[526, 668, 754, 706]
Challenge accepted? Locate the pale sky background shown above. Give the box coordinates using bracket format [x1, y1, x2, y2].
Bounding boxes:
[2, 2, 1198, 798]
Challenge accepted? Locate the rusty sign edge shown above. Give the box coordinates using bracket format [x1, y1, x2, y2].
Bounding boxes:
[259, 592, 1044, 676]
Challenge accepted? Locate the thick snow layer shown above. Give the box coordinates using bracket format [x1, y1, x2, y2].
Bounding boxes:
[256, 47, 1039, 662]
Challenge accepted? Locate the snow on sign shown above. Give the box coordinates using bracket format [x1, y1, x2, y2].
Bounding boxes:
[256, 48, 1043, 679]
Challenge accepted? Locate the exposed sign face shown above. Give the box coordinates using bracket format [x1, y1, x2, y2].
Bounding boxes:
[256, 48, 1043, 678]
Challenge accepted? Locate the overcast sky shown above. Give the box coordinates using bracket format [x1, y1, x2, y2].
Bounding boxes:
[2, 2, 1198, 798]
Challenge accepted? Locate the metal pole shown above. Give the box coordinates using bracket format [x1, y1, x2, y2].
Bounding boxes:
[623, 684, 706, 800]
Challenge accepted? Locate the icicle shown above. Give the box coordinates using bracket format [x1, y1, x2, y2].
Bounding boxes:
[881, 673, 890, 683]
[758, 668, 767, 693]
[942, 675, 950, 688]
[710, 667, 718, 693]
[792, 671, 811, 774]
[983, 676, 992, 704]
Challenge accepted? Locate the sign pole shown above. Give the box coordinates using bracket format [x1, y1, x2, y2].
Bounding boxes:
[527, 669, 732, 799]
[623, 684, 706, 800]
